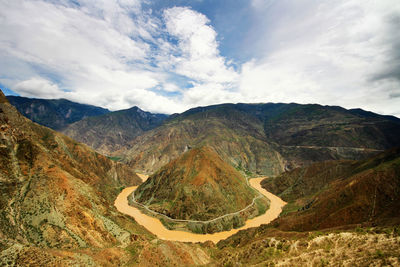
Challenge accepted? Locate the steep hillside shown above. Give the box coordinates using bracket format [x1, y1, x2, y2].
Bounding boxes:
[134, 146, 268, 233]
[120, 103, 400, 176]
[7, 95, 109, 130]
[211, 149, 400, 266]
[0, 90, 212, 266]
[62, 106, 167, 155]
[121, 105, 284, 176]
[262, 148, 400, 231]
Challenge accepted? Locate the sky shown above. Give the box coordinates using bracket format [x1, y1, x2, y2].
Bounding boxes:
[1, 0, 400, 116]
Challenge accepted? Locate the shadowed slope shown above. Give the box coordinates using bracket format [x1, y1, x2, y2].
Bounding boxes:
[7, 95, 109, 130]
[62, 106, 167, 155]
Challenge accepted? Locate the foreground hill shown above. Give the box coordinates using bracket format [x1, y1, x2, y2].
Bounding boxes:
[134, 146, 268, 233]
[0, 90, 212, 266]
[7, 95, 109, 130]
[62, 106, 168, 155]
[262, 147, 400, 230]
[120, 103, 400, 176]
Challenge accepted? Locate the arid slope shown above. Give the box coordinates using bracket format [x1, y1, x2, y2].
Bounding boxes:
[135, 146, 256, 220]
[0, 90, 211, 266]
[262, 148, 400, 231]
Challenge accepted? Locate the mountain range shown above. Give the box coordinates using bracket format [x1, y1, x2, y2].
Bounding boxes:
[2, 91, 400, 266]
[7, 96, 110, 130]
[62, 106, 167, 155]
[0, 90, 214, 265]
[120, 103, 400, 176]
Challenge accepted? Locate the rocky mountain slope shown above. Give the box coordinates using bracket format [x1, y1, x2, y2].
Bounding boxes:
[210, 148, 400, 266]
[134, 146, 268, 233]
[215, 226, 400, 266]
[120, 103, 400, 176]
[262, 147, 400, 231]
[0, 90, 212, 266]
[62, 106, 168, 155]
[7, 95, 109, 130]
[1, 88, 399, 266]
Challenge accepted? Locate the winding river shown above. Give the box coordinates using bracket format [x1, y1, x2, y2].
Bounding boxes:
[114, 175, 286, 244]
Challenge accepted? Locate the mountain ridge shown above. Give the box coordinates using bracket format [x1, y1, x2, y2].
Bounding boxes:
[62, 105, 168, 155]
[120, 102, 400, 176]
[6, 95, 110, 130]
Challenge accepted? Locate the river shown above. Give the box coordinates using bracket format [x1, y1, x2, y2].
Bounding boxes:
[114, 176, 286, 244]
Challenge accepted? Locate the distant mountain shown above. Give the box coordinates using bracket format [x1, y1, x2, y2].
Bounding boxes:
[122, 104, 283, 176]
[62, 106, 168, 155]
[134, 146, 266, 233]
[120, 103, 400, 176]
[7, 95, 110, 130]
[262, 147, 400, 230]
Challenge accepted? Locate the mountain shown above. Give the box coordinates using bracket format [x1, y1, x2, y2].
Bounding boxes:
[7, 95, 109, 130]
[0, 89, 141, 247]
[62, 106, 168, 155]
[1, 88, 399, 266]
[134, 146, 267, 233]
[121, 104, 284, 176]
[262, 147, 400, 231]
[120, 103, 400, 176]
[0, 90, 215, 266]
[211, 148, 400, 266]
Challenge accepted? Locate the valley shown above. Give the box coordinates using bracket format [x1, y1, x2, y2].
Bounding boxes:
[1, 91, 399, 266]
[2, 2, 400, 265]
[115, 177, 286, 243]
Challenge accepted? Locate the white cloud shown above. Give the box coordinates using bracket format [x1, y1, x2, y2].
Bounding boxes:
[240, 0, 400, 116]
[163, 7, 239, 84]
[0, 0, 399, 116]
[182, 83, 241, 107]
[0, 0, 163, 111]
[13, 77, 65, 99]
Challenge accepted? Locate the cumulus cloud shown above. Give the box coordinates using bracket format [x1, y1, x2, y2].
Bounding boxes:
[0, 0, 399, 116]
[0, 0, 164, 111]
[0, 0, 239, 113]
[163, 7, 239, 84]
[13, 77, 66, 99]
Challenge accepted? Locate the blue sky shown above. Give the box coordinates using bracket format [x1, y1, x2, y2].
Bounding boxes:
[1, 0, 400, 116]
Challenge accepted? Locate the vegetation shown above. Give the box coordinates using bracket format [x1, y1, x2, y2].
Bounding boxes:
[134, 146, 266, 233]
[2, 90, 400, 266]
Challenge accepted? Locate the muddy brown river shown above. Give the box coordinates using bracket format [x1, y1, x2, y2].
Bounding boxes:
[114, 176, 286, 244]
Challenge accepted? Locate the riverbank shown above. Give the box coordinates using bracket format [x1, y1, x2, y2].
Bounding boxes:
[114, 177, 286, 243]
